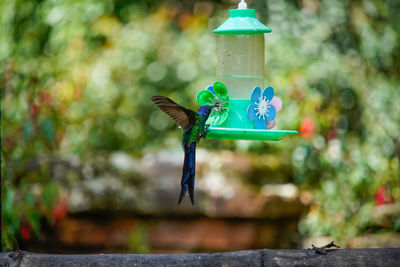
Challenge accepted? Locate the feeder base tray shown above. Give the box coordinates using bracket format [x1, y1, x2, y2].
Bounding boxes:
[205, 127, 298, 141]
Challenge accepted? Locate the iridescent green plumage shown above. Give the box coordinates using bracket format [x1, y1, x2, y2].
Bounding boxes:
[182, 114, 208, 145]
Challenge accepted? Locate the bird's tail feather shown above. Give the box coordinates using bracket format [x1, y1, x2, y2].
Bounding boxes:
[178, 185, 188, 204]
[178, 142, 196, 205]
[188, 187, 194, 205]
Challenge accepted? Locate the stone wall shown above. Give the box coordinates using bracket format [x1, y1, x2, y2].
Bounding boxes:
[21, 149, 309, 253]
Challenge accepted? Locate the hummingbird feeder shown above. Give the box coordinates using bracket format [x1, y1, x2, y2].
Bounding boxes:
[197, 0, 297, 141]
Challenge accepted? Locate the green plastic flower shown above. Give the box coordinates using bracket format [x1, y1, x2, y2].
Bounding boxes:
[196, 81, 230, 126]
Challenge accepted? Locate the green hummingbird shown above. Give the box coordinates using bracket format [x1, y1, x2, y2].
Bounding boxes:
[151, 96, 212, 205]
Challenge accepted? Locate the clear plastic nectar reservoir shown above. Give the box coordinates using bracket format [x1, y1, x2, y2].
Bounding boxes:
[216, 34, 265, 98]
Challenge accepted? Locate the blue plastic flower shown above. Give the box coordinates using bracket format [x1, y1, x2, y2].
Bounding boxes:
[247, 86, 277, 130]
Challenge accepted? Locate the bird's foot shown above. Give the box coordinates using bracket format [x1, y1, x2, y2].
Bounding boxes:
[309, 241, 340, 255]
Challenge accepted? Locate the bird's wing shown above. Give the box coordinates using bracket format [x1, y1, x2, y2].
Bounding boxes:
[151, 96, 198, 131]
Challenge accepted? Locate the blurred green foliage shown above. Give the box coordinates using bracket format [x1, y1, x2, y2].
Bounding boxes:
[1, 0, 400, 250]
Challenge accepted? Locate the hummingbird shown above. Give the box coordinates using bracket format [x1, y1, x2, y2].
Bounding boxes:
[151, 96, 212, 205]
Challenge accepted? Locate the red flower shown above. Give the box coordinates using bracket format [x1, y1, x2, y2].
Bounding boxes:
[6, 139, 15, 151]
[299, 117, 315, 139]
[178, 12, 193, 30]
[39, 92, 53, 107]
[375, 186, 393, 206]
[52, 196, 69, 222]
[30, 103, 40, 117]
[327, 128, 336, 141]
[20, 222, 31, 240]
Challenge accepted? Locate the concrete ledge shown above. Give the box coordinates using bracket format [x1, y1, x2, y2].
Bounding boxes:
[1, 248, 400, 267]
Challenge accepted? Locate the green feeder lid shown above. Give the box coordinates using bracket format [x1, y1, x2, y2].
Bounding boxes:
[214, 9, 272, 34]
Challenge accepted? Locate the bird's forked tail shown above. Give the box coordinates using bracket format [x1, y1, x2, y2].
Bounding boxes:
[178, 142, 196, 205]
